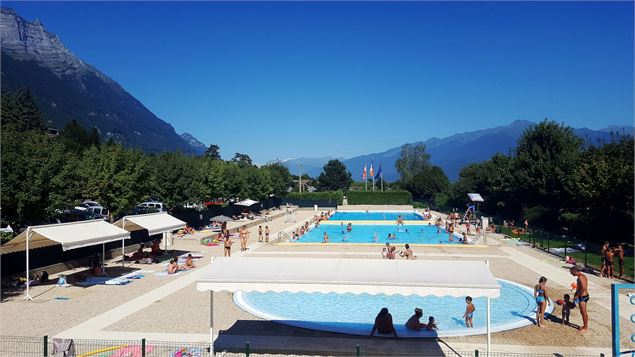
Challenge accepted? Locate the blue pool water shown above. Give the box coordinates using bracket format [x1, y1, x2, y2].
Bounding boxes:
[292, 224, 461, 245]
[235, 280, 547, 337]
[329, 211, 423, 221]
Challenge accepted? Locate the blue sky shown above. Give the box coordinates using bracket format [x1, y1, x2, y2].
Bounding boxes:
[7, 1, 634, 162]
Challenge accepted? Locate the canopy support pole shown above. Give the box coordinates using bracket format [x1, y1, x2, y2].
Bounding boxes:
[101, 243, 108, 276]
[24, 227, 33, 301]
[121, 217, 126, 268]
[209, 290, 214, 355]
[486, 260, 491, 354]
[164, 231, 168, 253]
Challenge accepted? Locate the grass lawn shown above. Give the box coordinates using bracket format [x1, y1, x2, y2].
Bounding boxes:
[498, 225, 633, 280]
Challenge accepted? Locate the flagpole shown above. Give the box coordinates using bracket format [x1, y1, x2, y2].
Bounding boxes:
[381, 174, 383, 191]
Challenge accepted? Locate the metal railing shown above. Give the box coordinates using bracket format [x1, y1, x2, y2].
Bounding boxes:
[0, 335, 608, 357]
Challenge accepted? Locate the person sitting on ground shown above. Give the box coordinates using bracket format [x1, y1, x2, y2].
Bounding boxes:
[370, 308, 399, 338]
[425, 316, 438, 331]
[399, 244, 415, 260]
[388, 246, 397, 260]
[185, 254, 196, 269]
[167, 259, 179, 274]
[89, 253, 102, 276]
[405, 308, 426, 331]
[382, 243, 391, 259]
[151, 240, 163, 256]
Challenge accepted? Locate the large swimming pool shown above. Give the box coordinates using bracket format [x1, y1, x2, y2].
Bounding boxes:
[329, 211, 424, 221]
[291, 224, 461, 245]
[235, 279, 549, 337]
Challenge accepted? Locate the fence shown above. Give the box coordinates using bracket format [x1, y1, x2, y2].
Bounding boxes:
[0, 336, 609, 357]
[496, 223, 633, 281]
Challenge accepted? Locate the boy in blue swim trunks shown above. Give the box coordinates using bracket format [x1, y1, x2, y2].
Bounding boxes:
[463, 296, 475, 327]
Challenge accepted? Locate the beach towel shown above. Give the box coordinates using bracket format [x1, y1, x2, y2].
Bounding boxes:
[53, 338, 75, 357]
[105, 277, 131, 285]
[172, 347, 203, 357]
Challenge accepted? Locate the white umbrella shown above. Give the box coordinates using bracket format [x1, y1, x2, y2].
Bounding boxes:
[235, 199, 259, 207]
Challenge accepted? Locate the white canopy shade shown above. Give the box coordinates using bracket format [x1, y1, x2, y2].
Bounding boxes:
[114, 212, 186, 235]
[197, 257, 500, 298]
[235, 199, 259, 207]
[468, 193, 484, 202]
[1, 219, 130, 255]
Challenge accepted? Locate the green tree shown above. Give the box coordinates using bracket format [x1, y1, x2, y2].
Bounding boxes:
[405, 166, 450, 201]
[78, 145, 151, 219]
[59, 119, 100, 153]
[231, 152, 253, 167]
[513, 120, 582, 227]
[262, 162, 293, 197]
[150, 152, 205, 208]
[240, 166, 271, 200]
[316, 159, 353, 191]
[395, 143, 431, 181]
[0, 127, 67, 226]
[451, 153, 516, 215]
[567, 137, 634, 240]
[204, 144, 221, 160]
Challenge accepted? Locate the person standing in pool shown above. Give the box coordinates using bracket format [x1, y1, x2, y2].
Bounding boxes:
[534, 276, 550, 327]
[463, 296, 475, 327]
[448, 224, 455, 242]
[570, 266, 589, 332]
[322, 232, 329, 243]
[370, 308, 399, 338]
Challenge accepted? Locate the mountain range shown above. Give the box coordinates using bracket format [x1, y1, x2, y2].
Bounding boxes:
[285, 120, 634, 181]
[0, 8, 205, 155]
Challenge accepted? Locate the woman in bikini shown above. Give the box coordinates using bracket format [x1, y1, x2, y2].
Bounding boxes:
[265, 226, 270, 243]
[534, 276, 550, 327]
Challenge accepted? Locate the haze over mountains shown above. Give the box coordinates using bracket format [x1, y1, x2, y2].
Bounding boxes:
[285, 120, 634, 181]
[0, 8, 205, 155]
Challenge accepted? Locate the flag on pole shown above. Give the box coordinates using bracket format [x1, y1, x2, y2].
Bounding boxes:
[374, 164, 383, 180]
[369, 161, 374, 178]
[362, 164, 367, 181]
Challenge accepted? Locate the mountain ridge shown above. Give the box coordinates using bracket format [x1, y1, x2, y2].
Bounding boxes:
[286, 121, 634, 181]
[0, 7, 206, 155]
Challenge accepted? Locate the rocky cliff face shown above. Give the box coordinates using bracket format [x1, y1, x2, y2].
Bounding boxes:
[1, 7, 206, 155]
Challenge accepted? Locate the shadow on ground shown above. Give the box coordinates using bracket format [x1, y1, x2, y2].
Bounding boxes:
[215, 320, 464, 356]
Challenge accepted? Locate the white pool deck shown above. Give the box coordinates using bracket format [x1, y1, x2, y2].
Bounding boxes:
[1, 208, 631, 355]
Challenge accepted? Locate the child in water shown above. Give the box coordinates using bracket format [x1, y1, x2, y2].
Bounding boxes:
[463, 296, 475, 328]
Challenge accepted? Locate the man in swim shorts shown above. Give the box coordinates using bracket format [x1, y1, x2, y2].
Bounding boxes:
[570, 266, 589, 332]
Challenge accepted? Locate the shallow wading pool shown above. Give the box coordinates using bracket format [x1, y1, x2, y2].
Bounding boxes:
[234, 279, 551, 337]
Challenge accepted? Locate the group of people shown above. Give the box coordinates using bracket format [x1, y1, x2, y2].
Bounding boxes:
[313, 211, 333, 223]
[600, 241, 625, 279]
[291, 222, 310, 240]
[127, 239, 164, 264]
[533, 267, 589, 332]
[370, 297, 475, 337]
[381, 243, 415, 260]
[167, 253, 195, 274]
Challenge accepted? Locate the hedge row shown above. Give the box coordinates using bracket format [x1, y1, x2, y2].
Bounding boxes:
[286, 191, 344, 204]
[346, 190, 413, 205]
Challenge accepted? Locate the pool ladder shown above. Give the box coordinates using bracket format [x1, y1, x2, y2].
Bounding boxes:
[277, 231, 292, 242]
